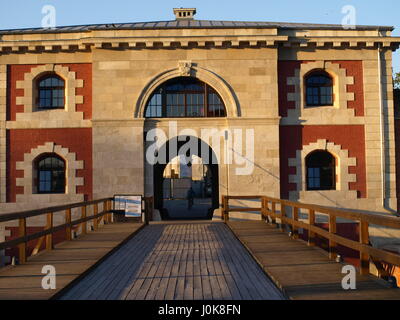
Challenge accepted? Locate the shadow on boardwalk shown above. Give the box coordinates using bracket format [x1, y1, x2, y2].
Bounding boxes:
[60, 222, 285, 300]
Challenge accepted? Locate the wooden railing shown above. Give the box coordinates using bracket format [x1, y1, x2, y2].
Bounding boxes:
[222, 195, 400, 275]
[0, 198, 115, 265]
[0, 196, 154, 265]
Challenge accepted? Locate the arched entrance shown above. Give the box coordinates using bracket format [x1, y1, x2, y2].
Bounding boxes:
[153, 136, 219, 220]
[142, 75, 229, 220]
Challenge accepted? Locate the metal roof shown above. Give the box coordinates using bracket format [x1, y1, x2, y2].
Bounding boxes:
[0, 19, 394, 35]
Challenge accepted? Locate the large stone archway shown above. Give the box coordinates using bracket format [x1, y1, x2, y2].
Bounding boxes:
[151, 136, 219, 220]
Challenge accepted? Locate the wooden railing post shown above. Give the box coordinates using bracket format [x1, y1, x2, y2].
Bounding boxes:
[45, 212, 53, 250]
[360, 220, 370, 275]
[328, 214, 337, 260]
[280, 203, 286, 232]
[101, 201, 107, 224]
[308, 209, 315, 246]
[261, 197, 266, 220]
[93, 203, 98, 230]
[65, 208, 72, 241]
[108, 199, 113, 223]
[81, 205, 87, 234]
[271, 202, 276, 224]
[105, 200, 110, 224]
[105, 201, 109, 224]
[292, 206, 299, 239]
[18, 217, 27, 264]
[222, 196, 229, 222]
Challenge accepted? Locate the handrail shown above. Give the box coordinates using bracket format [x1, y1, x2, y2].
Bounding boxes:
[0, 198, 114, 264]
[222, 195, 400, 276]
[0, 196, 154, 265]
[0, 198, 113, 223]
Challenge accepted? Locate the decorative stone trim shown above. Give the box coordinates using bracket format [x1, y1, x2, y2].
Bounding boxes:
[285, 61, 355, 123]
[178, 61, 193, 76]
[0, 36, 398, 53]
[15, 64, 84, 121]
[136, 65, 240, 118]
[0, 65, 6, 203]
[288, 139, 357, 198]
[15, 142, 84, 197]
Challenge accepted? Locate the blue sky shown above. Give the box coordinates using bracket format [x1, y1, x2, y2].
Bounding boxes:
[1, 0, 399, 72]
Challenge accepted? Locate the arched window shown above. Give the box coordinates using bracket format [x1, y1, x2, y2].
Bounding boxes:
[145, 77, 226, 118]
[37, 74, 65, 109]
[35, 154, 66, 194]
[305, 71, 333, 107]
[306, 150, 336, 190]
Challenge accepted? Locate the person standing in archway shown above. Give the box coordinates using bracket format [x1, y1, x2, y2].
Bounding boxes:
[187, 186, 195, 210]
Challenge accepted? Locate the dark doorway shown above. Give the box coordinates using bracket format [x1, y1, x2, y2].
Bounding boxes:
[152, 136, 219, 220]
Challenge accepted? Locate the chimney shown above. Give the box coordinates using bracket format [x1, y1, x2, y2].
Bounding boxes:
[173, 8, 196, 20]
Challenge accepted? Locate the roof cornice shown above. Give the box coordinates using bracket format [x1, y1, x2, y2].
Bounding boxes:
[1, 33, 399, 53]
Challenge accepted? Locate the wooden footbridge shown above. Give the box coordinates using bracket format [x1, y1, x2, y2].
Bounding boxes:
[0, 195, 399, 300]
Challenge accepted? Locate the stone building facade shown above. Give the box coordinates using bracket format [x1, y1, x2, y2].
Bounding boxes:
[0, 8, 399, 234]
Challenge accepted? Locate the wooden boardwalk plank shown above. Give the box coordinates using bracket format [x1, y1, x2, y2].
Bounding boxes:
[145, 224, 179, 300]
[203, 224, 232, 300]
[0, 222, 144, 300]
[104, 227, 159, 300]
[64, 223, 153, 300]
[129, 224, 176, 300]
[222, 224, 284, 299]
[198, 225, 213, 300]
[227, 221, 400, 300]
[167, 223, 187, 300]
[209, 224, 260, 299]
[174, 225, 189, 300]
[75, 226, 151, 300]
[183, 225, 194, 300]
[206, 224, 245, 300]
[157, 224, 183, 300]
[60, 221, 285, 300]
[212, 223, 282, 300]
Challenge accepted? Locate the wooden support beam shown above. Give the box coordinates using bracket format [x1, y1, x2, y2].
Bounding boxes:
[104, 201, 108, 224]
[261, 198, 268, 221]
[104, 201, 109, 224]
[360, 220, 370, 275]
[109, 200, 113, 223]
[308, 209, 316, 246]
[81, 206, 87, 234]
[222, 196, 229, 223]
[93, 204, 98, 230]
[18, 218, 26, 264]
[292, 207, 299, 239]
[280, 204, 286, 232]
[271, 202, 276, 224]
[31, 236, 44, 256]
[46, 212, 53, 250]
[65, 208, 72, 241]
[329, 214, 337, 260]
